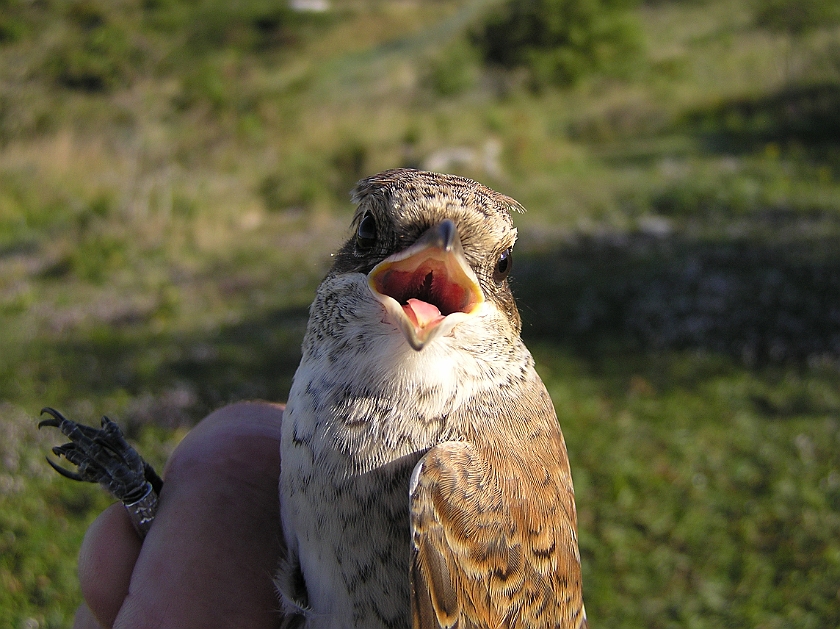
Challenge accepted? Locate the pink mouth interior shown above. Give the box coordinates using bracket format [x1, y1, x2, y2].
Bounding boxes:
[402, 298, 444, 330]
[375, 259, 474, 326]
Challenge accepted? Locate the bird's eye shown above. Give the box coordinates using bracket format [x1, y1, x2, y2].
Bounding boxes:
[493, 248, 512, 283]
[356, 213, 377, 250]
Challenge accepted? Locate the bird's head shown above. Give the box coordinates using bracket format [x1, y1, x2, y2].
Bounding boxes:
[329, 169, 523, 351]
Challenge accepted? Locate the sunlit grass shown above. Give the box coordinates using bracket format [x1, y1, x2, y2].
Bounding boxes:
[1, 0, 839, 626]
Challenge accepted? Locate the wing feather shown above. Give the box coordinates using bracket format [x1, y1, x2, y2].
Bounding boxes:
[409, 439, 587, 629]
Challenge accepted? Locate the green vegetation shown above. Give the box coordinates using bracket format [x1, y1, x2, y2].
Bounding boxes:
[1, 0, 839, 627]
[472, 0, 643, 88]
[753, 0, 840, 36]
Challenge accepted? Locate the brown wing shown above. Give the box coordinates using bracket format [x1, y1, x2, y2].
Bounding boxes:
[409, 440, 587, 629]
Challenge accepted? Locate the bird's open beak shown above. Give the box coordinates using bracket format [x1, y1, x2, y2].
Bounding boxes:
[368, 219, 484, 351]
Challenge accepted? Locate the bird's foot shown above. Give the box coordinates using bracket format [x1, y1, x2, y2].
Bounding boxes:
[38, 407, 163, 504]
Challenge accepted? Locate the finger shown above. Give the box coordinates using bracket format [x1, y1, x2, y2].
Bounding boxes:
[74, 602, 106, 629]
[77, 502, 142, 628]
[113, 401, 285, 629]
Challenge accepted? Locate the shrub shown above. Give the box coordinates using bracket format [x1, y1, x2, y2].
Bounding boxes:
[472, 0, 644, 89]
[181, 0, 333, 55]
[754, 0, 840, 36]
[44, 2, 145, 92]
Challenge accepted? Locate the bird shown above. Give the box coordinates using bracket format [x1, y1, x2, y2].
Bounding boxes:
[38, 168, 586, 628]
[277, 168, 587, 629]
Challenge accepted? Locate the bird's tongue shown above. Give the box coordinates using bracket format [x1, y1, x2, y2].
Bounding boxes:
[402, 298, 445, 330]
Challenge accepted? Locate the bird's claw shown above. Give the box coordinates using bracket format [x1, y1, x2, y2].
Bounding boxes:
[38, 407, 163, 504]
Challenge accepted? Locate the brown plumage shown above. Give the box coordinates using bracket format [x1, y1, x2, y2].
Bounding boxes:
[277, 169, 586, 629]
[410, 407, 586, 628]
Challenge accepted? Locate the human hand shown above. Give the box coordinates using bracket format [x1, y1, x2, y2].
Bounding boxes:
[72, 401, 286, 629]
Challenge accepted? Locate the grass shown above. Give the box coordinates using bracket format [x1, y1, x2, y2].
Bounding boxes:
[1, 0, 839, 626]
[542, 349, 840, 628]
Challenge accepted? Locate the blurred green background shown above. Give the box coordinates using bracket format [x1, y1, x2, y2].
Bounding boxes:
[1, 0, 839, 627]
